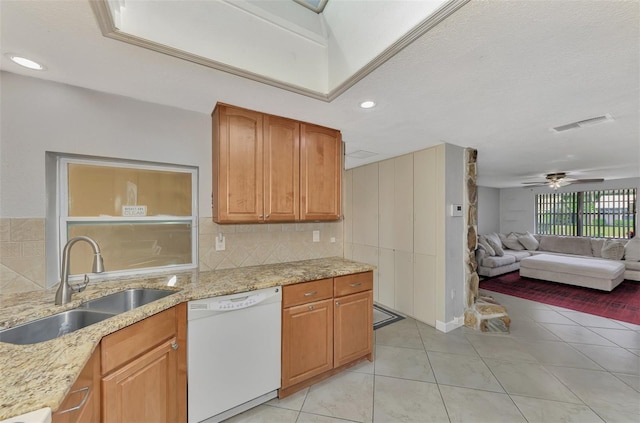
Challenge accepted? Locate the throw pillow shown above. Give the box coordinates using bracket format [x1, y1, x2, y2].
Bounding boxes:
[518, 231, 539, 251]
[486, 238, 504, 256]
[601, 239, 626, 260]
[624, 237, 640, 261]
[478, 236, 495, 256]
[484, 232, 503, 250]
[499, 232, 525, 251]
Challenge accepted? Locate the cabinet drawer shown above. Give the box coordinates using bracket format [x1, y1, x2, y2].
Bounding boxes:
[101, 307, 176, 375]
[334, 271, 373, 297]
[283, 278, 333, 308]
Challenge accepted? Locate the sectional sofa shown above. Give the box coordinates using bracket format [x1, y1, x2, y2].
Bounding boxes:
[476, 232, 640, 290]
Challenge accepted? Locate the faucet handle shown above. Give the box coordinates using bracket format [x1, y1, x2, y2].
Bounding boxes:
[71, 274, 90, 293]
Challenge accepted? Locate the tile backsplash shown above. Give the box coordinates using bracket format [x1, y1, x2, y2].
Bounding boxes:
[0, 217, 343, 294]
[0, 218, 46, 294]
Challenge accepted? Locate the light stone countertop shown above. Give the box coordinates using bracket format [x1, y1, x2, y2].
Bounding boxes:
[0, 257, 375, 420]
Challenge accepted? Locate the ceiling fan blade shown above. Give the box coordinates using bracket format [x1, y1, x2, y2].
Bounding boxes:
[521, 182, 549, 187]
[564, 178, 605, 184]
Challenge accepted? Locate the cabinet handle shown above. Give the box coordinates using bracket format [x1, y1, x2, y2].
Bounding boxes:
[259, 215, 264, 219]
[265, 214, 270, 219]
[304, 291, 318, 297]
[349, 282, 362, 287]
[335, 301, 340, 306]
[172, 342, 179, 350]
[56, 386, 90, 414]
[308, 305, 314, 311]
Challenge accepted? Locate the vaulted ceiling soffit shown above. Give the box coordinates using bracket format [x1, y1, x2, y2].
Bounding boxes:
[91, 0, 468, 101]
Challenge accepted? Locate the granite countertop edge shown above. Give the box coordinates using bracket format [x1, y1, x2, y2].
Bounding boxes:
[0, 257, 375, 420]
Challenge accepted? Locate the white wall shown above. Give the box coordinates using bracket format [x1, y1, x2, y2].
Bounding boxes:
[443, 143, 465, 321]
[499, 177, 640, 234]
[477, 186, 500, 234]
[1, 71, 211, 218]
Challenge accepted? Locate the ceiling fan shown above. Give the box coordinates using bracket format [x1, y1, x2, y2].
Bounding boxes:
[522, 172, 604, 190]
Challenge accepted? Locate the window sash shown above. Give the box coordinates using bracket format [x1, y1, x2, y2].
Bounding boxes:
[58, 156, 198, 280]
[536, 188, 636, 239]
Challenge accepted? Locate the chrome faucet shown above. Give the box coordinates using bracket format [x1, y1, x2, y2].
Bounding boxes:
[55, 236, 105, 305]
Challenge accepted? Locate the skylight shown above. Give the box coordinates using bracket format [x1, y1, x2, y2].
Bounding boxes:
[92, 0, 464, 100]
[293, 0, 328, 13]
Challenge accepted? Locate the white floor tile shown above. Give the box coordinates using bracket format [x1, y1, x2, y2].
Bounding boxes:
[302, 371, 374, 422]
[588, 327, 640, 349]
[515, 338, 604, 370]
[222, 404, 299, 423]
[266, 388, 308, 411]
[374, 344, 435, 382]
[484, 359, 582, 403]
[547, 366, 640, 415]
[373, 375, 448, 423]
[439, 385, 526, 423]
[510, 395, 605, 423]
[428, 351, 504, 393]
[569, 343, 640, 375]
[540, 323, 619, 346]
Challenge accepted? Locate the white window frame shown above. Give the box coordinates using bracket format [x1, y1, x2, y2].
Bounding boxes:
[52, 155, 198, 285]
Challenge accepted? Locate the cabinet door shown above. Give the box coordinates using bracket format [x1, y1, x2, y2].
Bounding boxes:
[281, 298, 333, 388]
[102, 338, 179, 423]
[300, 123, 342, 221]
[52, 345, 101, 423]
[334, 291, 373, 367]
[213, 104, 264, 223]
[264, 115, 300, 221]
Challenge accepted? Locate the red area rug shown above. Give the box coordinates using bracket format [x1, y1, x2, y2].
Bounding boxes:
[480, 272, 640, 325]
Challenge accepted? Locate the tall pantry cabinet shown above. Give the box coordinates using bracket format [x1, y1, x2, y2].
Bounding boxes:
[346, 144, 462, 328]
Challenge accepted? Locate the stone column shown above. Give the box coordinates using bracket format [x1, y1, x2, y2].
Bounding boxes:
[462, 148, 510, 332]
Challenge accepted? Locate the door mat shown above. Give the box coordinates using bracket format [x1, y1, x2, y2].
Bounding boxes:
[373, 304, 405, 330]
[480, 271, 640, 325]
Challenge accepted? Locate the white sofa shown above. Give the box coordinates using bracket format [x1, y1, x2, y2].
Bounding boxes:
[476, 232, 640, 282]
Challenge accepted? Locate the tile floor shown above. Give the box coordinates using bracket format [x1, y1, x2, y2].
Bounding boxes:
[224, 290, 640, 423]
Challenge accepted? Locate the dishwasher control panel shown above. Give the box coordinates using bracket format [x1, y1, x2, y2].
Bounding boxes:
[188, 287, 281, 315]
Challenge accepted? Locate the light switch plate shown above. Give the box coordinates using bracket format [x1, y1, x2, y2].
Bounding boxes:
[313, 230, 320, 242]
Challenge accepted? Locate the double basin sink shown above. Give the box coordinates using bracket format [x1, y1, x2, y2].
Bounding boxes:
[0, 288, 176, 345]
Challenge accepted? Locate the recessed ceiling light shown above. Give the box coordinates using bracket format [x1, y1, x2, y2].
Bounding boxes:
[360, 100, 376, 109]
[6, 54, 45, 71]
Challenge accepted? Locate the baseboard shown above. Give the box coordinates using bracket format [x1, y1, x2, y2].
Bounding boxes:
[435, 315, 464, 333]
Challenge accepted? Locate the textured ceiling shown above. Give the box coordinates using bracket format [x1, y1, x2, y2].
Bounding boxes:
[1, 0, 638, 188]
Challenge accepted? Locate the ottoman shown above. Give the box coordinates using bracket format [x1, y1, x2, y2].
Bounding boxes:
[520, 254, 625, 291]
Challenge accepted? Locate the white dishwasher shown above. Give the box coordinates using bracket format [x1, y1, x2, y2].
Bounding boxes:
[187, 287, 281, 423]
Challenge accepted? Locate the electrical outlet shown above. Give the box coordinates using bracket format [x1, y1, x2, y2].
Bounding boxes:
[215, 234, 226, 251]
[313, 230, 320, 242]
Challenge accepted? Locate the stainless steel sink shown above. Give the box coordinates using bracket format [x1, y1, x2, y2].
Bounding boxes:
[0, 309, 116, 345]
[79, 288, 176, 314]
[0, 288, 177, 345]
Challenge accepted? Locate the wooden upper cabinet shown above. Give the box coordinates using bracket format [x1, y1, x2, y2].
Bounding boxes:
[213, 103, 341, 223]
[300, 123, 342, 221]
[264, 115, 300, 222]
[213, 104, 264, 223]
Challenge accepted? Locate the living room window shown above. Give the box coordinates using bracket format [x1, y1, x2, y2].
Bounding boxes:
[46, 153, 198, 287]
[536, 189, 636, 239]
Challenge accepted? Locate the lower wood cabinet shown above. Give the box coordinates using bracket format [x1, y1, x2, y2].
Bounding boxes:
[281, 298, 333, 387]
[52, 345, 101, 423]
[334, 290, 373, 368]
[52, 304, 187, 423]
[102, 338, 179, 423]
[280, 271, 373, 398]
[101, 304, 187, 423]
